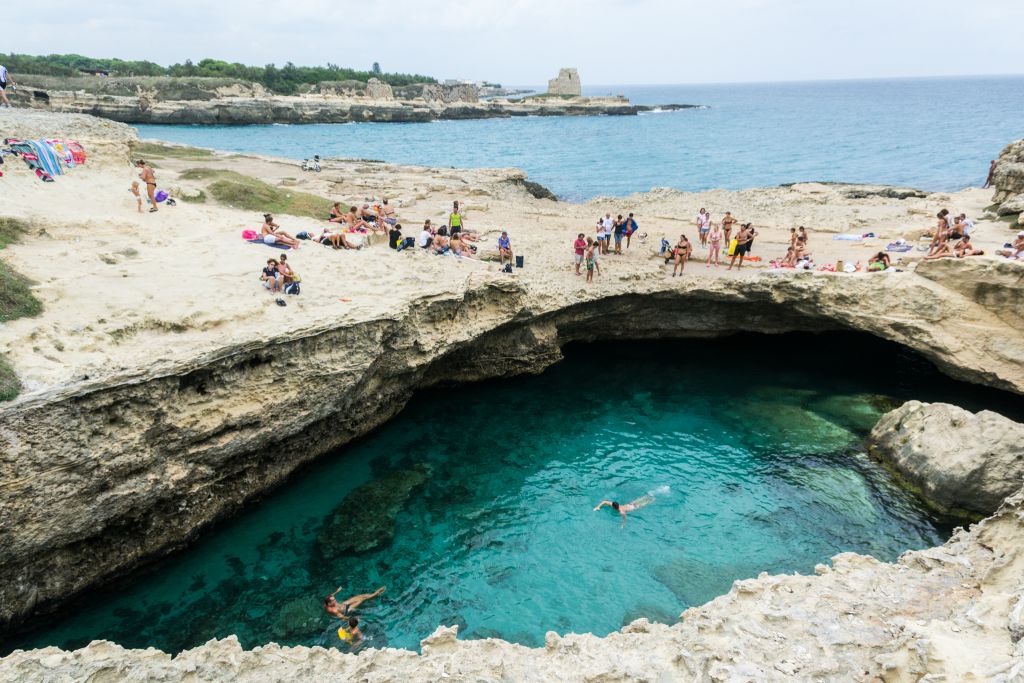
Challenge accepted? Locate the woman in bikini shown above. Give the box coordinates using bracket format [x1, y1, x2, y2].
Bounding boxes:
[136, 160, 158, 213]
[672, 234, 692, 276]
[324, 586, 385, 619]
[706, 222, 723, 267]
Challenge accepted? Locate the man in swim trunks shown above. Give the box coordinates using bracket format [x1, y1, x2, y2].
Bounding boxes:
[593, 494, 656, 523]
[324, 585, 385, 619]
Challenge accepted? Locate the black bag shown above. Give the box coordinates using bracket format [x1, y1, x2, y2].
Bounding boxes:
[503, 263, 513, 273]
[284, 282, 300, 295]
[515, 255, 524, 269]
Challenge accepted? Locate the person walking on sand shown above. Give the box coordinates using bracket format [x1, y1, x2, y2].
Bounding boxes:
[136, 160, 158, 212]
[727, 224, 753, 270]
[672, 234, 692, 276]
[573, 232, 587, 275]
[706, 221, 723, 267]
[324, 585, 386, 619]
[0, 64, 15, 108]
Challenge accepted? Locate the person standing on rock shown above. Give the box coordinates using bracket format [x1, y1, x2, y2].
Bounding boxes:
[624, 213, 638, 249]
[0, 64, 15, 108]
[978, 160, 995, 189]
[727, 224, 753, 270]
[601, 213, 614, 255]
[696, 208, 710, 247]
[573, 232, 587, 275]
[448, 201, 465, 235]
[722, 212, 736, 248]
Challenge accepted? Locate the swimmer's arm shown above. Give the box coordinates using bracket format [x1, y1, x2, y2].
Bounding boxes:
[593, 501, 613, 511]
[331, 585, 344, 597]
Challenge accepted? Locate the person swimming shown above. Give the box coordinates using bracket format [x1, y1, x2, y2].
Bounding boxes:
[336, 616, 364, 649]
[593, 488, 666, 522]
[324, 585, 385, 619]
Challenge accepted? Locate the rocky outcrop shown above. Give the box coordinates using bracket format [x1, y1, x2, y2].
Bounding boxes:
[0, 108, 138, 166]
[2, 262, 1024, 637]
[992, 138, 1024, 222]
[547, 68, 582, 96]
[4, 480, 1024, 681]
[11, 79, 691, 124]
[869, 401, 1024, 514]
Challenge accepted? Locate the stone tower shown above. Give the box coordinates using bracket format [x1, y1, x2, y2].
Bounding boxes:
[547, 68, 581, 96]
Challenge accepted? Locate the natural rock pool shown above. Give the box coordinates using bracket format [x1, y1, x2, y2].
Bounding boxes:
[10, 334, 1016, 656]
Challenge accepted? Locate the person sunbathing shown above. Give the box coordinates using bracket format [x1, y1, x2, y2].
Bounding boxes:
[995, 232, 1024, 260]
[450, 233, 476, 258]
[867, 251, 891, 271]
[954, 234, 983, 257]
[328, 202, 346, 223]
[319, 226, 358, 250]
[261, 214, 300, 249]
[925, 240, 954, 260]
[432, 234, 450, 254]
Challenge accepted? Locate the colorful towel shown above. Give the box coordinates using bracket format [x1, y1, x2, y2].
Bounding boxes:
[28, 140, 63, 176]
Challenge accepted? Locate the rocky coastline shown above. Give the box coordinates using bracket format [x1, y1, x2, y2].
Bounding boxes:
[2, 110, 1024, 681]
[12, 75, 696, 125]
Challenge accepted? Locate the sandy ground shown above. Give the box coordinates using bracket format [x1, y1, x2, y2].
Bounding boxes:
[0, 129, 1013, 395]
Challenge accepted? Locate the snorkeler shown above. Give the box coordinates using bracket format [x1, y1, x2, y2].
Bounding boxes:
[593, 489, 664, 522]
[324, 585, 385, 619]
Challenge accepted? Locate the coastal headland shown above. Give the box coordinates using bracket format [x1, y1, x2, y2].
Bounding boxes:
[12, 75, 697, 125]
[1, 109, 1023, 681]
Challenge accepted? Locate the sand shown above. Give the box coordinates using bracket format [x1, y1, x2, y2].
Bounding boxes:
[0, 118, 1012, 395]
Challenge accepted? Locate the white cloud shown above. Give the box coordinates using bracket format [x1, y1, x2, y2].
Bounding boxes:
[4, 0, 1023, 84]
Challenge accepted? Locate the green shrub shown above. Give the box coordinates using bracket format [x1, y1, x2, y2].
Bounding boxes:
[180, 168, 332, 218]
[133, 141, 215, 159]
[0, 356, 20, 402]
[0, 216, 29, 250]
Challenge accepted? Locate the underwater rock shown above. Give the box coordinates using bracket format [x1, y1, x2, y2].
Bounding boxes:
[869, 401, 1024, 515]
[316, 465, 431, 558]
[621, 603, 678, 627]
[271, 596, 324, 641]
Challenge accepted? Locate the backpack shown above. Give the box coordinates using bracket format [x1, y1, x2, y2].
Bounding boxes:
[284, 282, 300, 295]
[503, 263, 513, 273]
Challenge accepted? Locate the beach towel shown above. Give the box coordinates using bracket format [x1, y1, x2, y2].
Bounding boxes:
[67, 141, 86, 165]
[886, 243, 913, 252]
[248, 238, 291, 250]
[833, 234, 864, 241]
[45, 139, 74, 168]
[28, 140, 62, 176]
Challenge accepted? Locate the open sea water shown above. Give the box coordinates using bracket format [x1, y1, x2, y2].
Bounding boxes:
[7, 334, 1020, 656]
[137, 76, 1024, 201]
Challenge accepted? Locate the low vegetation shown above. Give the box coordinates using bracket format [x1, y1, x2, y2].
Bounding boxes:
[133, 141, 215, 160]
[0, 217, 44, 402]
[4, 53, 436, 94]
[178, 169, 333, 218]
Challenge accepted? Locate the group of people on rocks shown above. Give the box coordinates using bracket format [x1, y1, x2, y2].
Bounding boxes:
[664, 210, 759, 275]
[925, 208, 983, 260]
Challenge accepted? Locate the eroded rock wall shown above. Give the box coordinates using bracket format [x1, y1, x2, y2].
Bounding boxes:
[992, 138, 1024, 225]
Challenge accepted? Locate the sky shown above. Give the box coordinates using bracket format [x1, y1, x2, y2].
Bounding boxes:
[5, 0, 1024, 85]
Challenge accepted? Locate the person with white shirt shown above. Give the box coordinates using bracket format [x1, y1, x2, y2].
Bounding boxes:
[696, 208, 710, 247]
[953, 214, 974, 237]
[417, 220, 434, 249]
[601, 213, 614, 254]
[0, 64, 15, 108]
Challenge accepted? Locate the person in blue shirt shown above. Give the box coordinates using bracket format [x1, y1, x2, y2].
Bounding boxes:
[498, 231, 513, 268]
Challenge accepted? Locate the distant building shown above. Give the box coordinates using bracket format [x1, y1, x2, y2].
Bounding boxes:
[547, 68, 581, 96]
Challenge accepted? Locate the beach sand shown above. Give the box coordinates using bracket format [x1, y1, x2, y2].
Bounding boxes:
[0, 118, 1009, 395]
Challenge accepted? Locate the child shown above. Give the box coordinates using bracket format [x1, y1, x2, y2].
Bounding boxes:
[585, 237, 596, 284]
[130, 181, 142, 213]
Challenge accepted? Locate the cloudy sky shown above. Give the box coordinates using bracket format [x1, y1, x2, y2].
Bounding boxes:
[5, 0, 1023, 85]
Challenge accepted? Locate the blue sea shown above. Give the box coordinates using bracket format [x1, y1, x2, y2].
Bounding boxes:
[137, 76, 1023, 201]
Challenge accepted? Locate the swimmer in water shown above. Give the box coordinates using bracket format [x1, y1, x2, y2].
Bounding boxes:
[337, 616, 364, 649]
[324, 585, 385, 619]
[593, 493, 657, 523]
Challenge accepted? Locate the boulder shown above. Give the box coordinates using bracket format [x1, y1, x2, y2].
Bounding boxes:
[868, 401, 1024, 514]
[991, 139, 1024, 206]
[316, 465, 431, 558]
[996, 194, 1024, 216]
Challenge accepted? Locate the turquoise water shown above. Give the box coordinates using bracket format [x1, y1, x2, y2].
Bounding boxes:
[137, 76, 1024, 200]
[11, 333, 1020, 656]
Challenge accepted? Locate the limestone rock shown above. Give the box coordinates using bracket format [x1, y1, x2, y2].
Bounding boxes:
[547, 68, 582, 97]
[991, 139, 1024, 207]
[869, 401, 1024, 514]
[316, 465, 431, 558]
[997, 194, 1024, 216]
[364, 78, 394, 101]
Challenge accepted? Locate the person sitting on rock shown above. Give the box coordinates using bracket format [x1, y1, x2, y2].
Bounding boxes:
[324, 585, 385, 620]
[954, 234, 984, 258]
[379, 199, 398, 226]
[996, 232, 1024, 260]
[498, 231, 513, 267]
[261, 258, 282, 293]
[867, 251, 891, 271]
[418, 220, 435, 249]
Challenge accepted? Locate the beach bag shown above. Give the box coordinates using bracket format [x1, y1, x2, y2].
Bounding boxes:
[155, 190, 168, 203]
[284, 282, 300, 295]
[242, 229, 258, 240]
[727, 239, 738, 256]
[515, 255, 524, 269]
[296, 231, 311, 240]
[503, 263, 513, 273]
